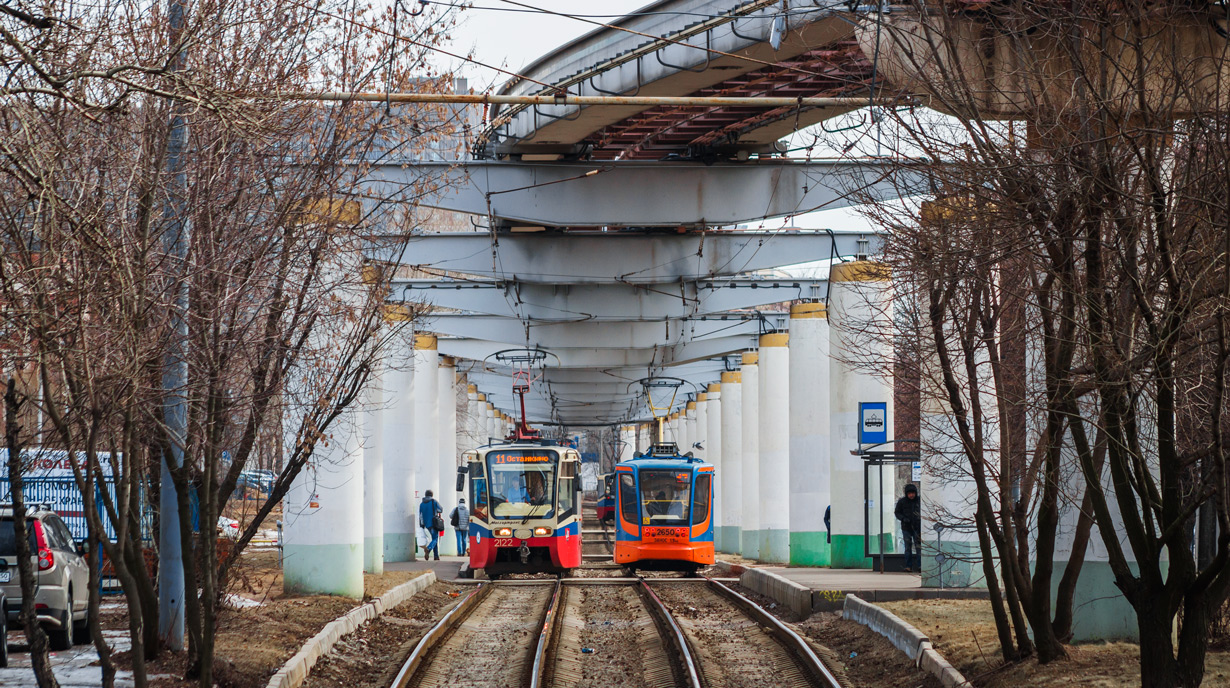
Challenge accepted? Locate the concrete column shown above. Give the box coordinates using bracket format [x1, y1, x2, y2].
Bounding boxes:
[789, 302, 831, 566]
[382, 360, 415, 562]
[437, 357, 459, 555]
[362, 364, 384, 574]
[486, 401, 497, 441]
[463, 384, 480, 450]
[694, 393, 708, 461]
[705, 383, 722, 550]
[413, 334, 439, 504]
[740, 351, 761, 560]
[758, 333, 790, 563]
[682, 402, 696, 454]
[829, 260, 894, 569]
[720, 370, 742, 553]
[284, 405, 364, 597]
[619, 425, 635, 462]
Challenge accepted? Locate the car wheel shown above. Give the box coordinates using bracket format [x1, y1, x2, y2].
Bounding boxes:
[48, 594, 72, 651]
[72, 607, 89, 646]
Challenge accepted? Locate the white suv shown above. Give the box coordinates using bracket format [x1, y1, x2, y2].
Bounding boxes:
[0, 504, 90, 650]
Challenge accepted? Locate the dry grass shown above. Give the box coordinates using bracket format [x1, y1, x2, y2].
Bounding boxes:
[879, 599, 1230, 687]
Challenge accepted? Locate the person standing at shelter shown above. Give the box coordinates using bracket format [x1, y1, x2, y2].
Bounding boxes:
[894, 484, 921, 572]
[451, 498, 470, 555]
[419, 490, 443, 561]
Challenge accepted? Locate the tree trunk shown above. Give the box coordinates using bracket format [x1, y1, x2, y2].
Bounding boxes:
[5, 379, 60, 688]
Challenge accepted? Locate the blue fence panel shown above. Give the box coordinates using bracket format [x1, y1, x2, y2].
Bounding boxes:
[0, 476, 154, 543]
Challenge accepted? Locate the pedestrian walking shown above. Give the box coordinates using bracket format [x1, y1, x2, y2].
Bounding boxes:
[451, 498, 470, 555]
[419, 490, 444, 561]
[894, 484, 922, 572]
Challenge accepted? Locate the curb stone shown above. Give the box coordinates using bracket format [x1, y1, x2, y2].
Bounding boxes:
[842, 594, 970, 687]
[738, 567, 813, 618]
[264, 571, 437, 688]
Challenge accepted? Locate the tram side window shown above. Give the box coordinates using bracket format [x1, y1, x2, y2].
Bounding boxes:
[692, 474, 712, 525]
[471, 478, 489, 521]
[619, 474, 638, 524]
[558, 461, 576, 518]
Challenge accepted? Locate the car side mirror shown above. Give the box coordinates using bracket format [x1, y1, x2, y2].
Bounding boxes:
[455, 465, 468, 493]
[75, 541, 88, 555]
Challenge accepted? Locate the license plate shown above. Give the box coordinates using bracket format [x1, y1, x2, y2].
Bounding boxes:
[492, 538, 516, 547]
[0, 570, 10, 583]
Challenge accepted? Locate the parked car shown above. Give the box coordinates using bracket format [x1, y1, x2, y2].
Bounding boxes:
[0, 503, 90, 650]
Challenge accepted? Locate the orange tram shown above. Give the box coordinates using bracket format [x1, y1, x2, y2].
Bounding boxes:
[613, 442, 715, 574]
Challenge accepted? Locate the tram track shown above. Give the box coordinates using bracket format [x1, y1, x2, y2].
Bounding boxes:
[541, 580, 695, 688]
[646, 577, 843, 688]
[390, 581, 559, 688]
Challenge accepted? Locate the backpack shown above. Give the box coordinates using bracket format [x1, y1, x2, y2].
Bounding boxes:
[431, 501, 445, 532]
[449, 507, 459, 528]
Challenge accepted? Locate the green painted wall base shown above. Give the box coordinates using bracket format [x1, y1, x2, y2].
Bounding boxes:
[384, 531, 416, 563]
[790, 531, 830, 567]
[283, 542, 364, 598]
[761, 529, 789, 564]
[921, 540, 982, 588]
[1048, 559, 1151, 642]
[830, 534, 872, 569]
[741, 529, 762, 560]
[718, 526, 741, 554]
[364, 535, 383, 574]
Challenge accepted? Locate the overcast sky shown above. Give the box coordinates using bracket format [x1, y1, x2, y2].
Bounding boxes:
[436, 0, 880, 241]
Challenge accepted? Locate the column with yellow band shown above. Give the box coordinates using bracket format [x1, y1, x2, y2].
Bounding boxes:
[740, 351, 761, 560]
[829, 261, 894, 569]
[789, 302, 831, 566]
[382, 355, 415, 562]
[436, 356, 459, 556]
[719, 370, 742, 553]
[363, 362, 385, 574]
[412, 334, 440, 558]
[758, 334, 790, 563]
[704, 383, 723, 551]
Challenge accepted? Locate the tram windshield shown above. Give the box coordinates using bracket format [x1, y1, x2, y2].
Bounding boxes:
[639, 469, 691, 526]
[486, 449, 558, 520]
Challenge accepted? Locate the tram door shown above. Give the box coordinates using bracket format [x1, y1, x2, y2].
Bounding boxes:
[863, 457, 920, 572]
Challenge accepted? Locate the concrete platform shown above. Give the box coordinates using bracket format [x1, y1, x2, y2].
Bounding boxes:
[720, 560, 989, 616]
[385, 556, 466, 582]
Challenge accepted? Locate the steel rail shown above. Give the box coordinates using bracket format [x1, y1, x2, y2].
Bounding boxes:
[529, 579, 564, 688]
[636, 578, 704, 688]
[263, 91, 910, 108]
[703, 576, 844, 688]
[389, 582, 493, 688]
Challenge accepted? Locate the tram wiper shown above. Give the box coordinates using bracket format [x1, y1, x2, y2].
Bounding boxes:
[521, 504, 543, 525]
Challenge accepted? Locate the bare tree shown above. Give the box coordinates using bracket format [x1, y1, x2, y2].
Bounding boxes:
[852, 2, 1230, 684]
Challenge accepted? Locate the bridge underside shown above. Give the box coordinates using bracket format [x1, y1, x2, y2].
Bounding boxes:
[481, 1, 872, 162]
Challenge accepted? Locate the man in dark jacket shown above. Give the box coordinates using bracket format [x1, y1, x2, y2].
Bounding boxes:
[419, 490, 443, 561]
[894, 484, 921, 572]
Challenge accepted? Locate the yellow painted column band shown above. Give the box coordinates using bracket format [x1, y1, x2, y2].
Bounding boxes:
[721, 371, 741, 384]
[742, 351, 759, 365]
[708, 383, 721, 394]
[790, 302, 827, 319]
[829, 260, 891, 283]
[759, 333, 788, 348]
[413, 333, 437, 350]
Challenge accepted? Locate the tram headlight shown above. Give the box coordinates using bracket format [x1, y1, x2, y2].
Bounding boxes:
[533, 527, 551, 537]
[495, 527, 513, 537]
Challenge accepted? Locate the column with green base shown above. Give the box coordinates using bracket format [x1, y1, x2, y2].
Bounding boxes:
[284, 406, 364, 598]
[363, 365, 384, 574]
[789, 302, 830, 566]
[719, 371, 742, 553]
[758, 334, 790, 563]
[383, 349, 416, 563]
[829, 261, 894, 569]
[705, 384, 722, 552]
[740, 351, 762, 561]
[436, 357, 458, 556]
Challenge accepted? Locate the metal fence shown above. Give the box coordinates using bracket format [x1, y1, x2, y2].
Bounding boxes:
[0, 477, 154, 543]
